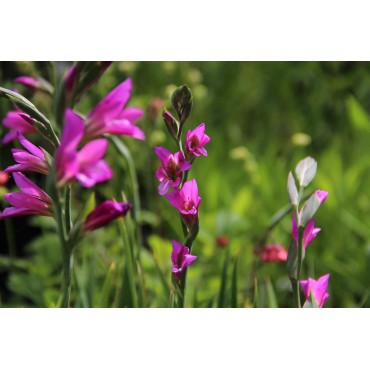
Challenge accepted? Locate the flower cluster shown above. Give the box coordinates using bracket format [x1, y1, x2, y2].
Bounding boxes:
[1, 71, 144, 233]
[287, 157, 330, 308]
[154, 85, 210, 283]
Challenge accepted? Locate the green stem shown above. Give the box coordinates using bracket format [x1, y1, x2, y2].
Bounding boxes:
[293, 206, 303, 308]
[290, 278, 300, 308]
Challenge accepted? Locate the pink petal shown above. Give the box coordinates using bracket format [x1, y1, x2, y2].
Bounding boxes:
[12, 172, 51, 204]
[18, 134, 44, 159]
[4, 193, 51, 215]
[154, 146, 172, 167]
[77, 139, 108, 166]
[76, 160, 113, 188]
[182, 254, 197, 269]
[316, 190, 329, 204]
[166, 189, 183, 211]
[116, 107, 143, 123]
[171, 240, 184, 265]
[103, 119, 145, 140]
[61, 109, 85, 151]
[88, 78, 132, 123]
[158, 179, 172, 196]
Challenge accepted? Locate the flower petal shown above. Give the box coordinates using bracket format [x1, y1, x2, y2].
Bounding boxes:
[88, 78, 132, 123]
[12, 172, 51, 204]
[154, 146, 172, 167]
[116, 107, 143, 123]
[77, 139, 108, 166]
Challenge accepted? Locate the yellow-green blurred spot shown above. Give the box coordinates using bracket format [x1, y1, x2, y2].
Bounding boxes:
[291, 132, 312, 146]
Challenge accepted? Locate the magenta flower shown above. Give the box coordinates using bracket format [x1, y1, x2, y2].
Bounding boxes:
[83, 78, 145, 141]
[2, 111, 37, 144]
[0, 172, 53, 219]
[185, 123, 210, 158]
[55, 109, 113, 188]
[84, 200, 131, 232]
[5, 134, 48, 175]
[170, 240, 197, 280]
[14, 76, 40, 91]
[300, 273, 330, 308]
[292, 215, 321, 250]
[316, 190, 329, 204]
[165, 179, 201, 226]
[154, 146, 192, 195]
[260, 243, 288, 262]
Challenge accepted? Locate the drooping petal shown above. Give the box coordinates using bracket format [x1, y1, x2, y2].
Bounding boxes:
[166, 189, 183, 211]
[18, 134, 44, 159]
[77, 139, 109, 166]
[158, 179, 173, 196]
[76, 160, 113, 188]
[4, 193, 51, 214]
[171, 240, 184, 266]
[0, 206, 43, 218]
[87, 78, 132, 124]
[116, 107, 143, 123]
[12, 172, 51, 204]
[103, 119, 145, 140]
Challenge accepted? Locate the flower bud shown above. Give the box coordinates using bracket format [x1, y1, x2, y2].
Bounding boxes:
[84, 200, 131, 233]
[162, 110, 179, 140]
[171, 84, 193, 124]
[287, 171, 298, 206]
[295, 157, 317, 188]
[299, 190, 328, 227]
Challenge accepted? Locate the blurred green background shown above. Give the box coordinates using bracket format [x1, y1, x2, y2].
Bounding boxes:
[0, 61, 370, 308]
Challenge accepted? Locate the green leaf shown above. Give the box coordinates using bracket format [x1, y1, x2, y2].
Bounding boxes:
[218, 249, 230, 308]
[346, 95, 370, 133]
[231, 255, 238, 308]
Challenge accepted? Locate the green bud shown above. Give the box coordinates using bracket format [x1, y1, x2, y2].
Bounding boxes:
[162, 110, 180, 141]
[171, 84, 193, 124]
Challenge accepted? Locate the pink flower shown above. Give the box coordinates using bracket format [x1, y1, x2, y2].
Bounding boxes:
[292, 215, 321, 250]
[185, 123, 210, 158]
[83, 78, 145, 141]
[0, 172, 53, 218]
[260, 243, 288, 262]
[300, 273, 330, 308]
[154, 146, 192, 195]
[4, 134, 48, 175]
[84, 200, 131, 232]
[14, 76, 40, 91]
[55, 109, 113, 188]
[316, 190, 329, 204]
[2, 111, 37, 144]
[170, 240, 197, 280]
[165, 179, 201, 227]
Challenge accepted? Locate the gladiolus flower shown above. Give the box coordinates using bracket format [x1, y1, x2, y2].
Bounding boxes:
[170, 240, 197, 280]
[185, 123, 210, 158]
[260, 243, 288, 262]
[154, 146, 192, 195]
[14, 76, 40, 91]
[55, 109, 113, 188]
[5, 134, 48, 175]
[83, 78, 145, 141]
[2, 111, 37, 144]
[165, 179, 201, 226]
[0, 172, 53, 218]
[84, 200, 131, 232]
[300, 273, 330, 308]
[292, 215, 321, 250]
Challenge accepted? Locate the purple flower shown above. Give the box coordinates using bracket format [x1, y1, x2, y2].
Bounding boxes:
[84, 78, 145, 141]
[14, 76, 40, 91]
[300, 273, 330, 308]
[2, 111, 37, 144]
[170, 240, 197, 280]
[292, 215, 321, 250]
[185, 123, 210, 158]
[4, 134, 48, 175]
[166, 179, 201, 226]
[0, 172, 53, 219]
[55, 109, 113, 188]
[84, 200, 131, 232]
[154, 146, 192, 195]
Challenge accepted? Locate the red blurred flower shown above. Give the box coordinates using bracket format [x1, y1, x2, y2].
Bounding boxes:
[216, 235, 229, 248]
[260, 244, 288, 262]
[0, 171, 9, 186]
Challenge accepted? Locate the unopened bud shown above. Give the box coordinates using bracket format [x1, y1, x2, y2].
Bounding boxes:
[163, 110, 179, 140]
[171, 84, 193, 124]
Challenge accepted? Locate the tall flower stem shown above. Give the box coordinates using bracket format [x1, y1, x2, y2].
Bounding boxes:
[291, 206, 303, 308]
